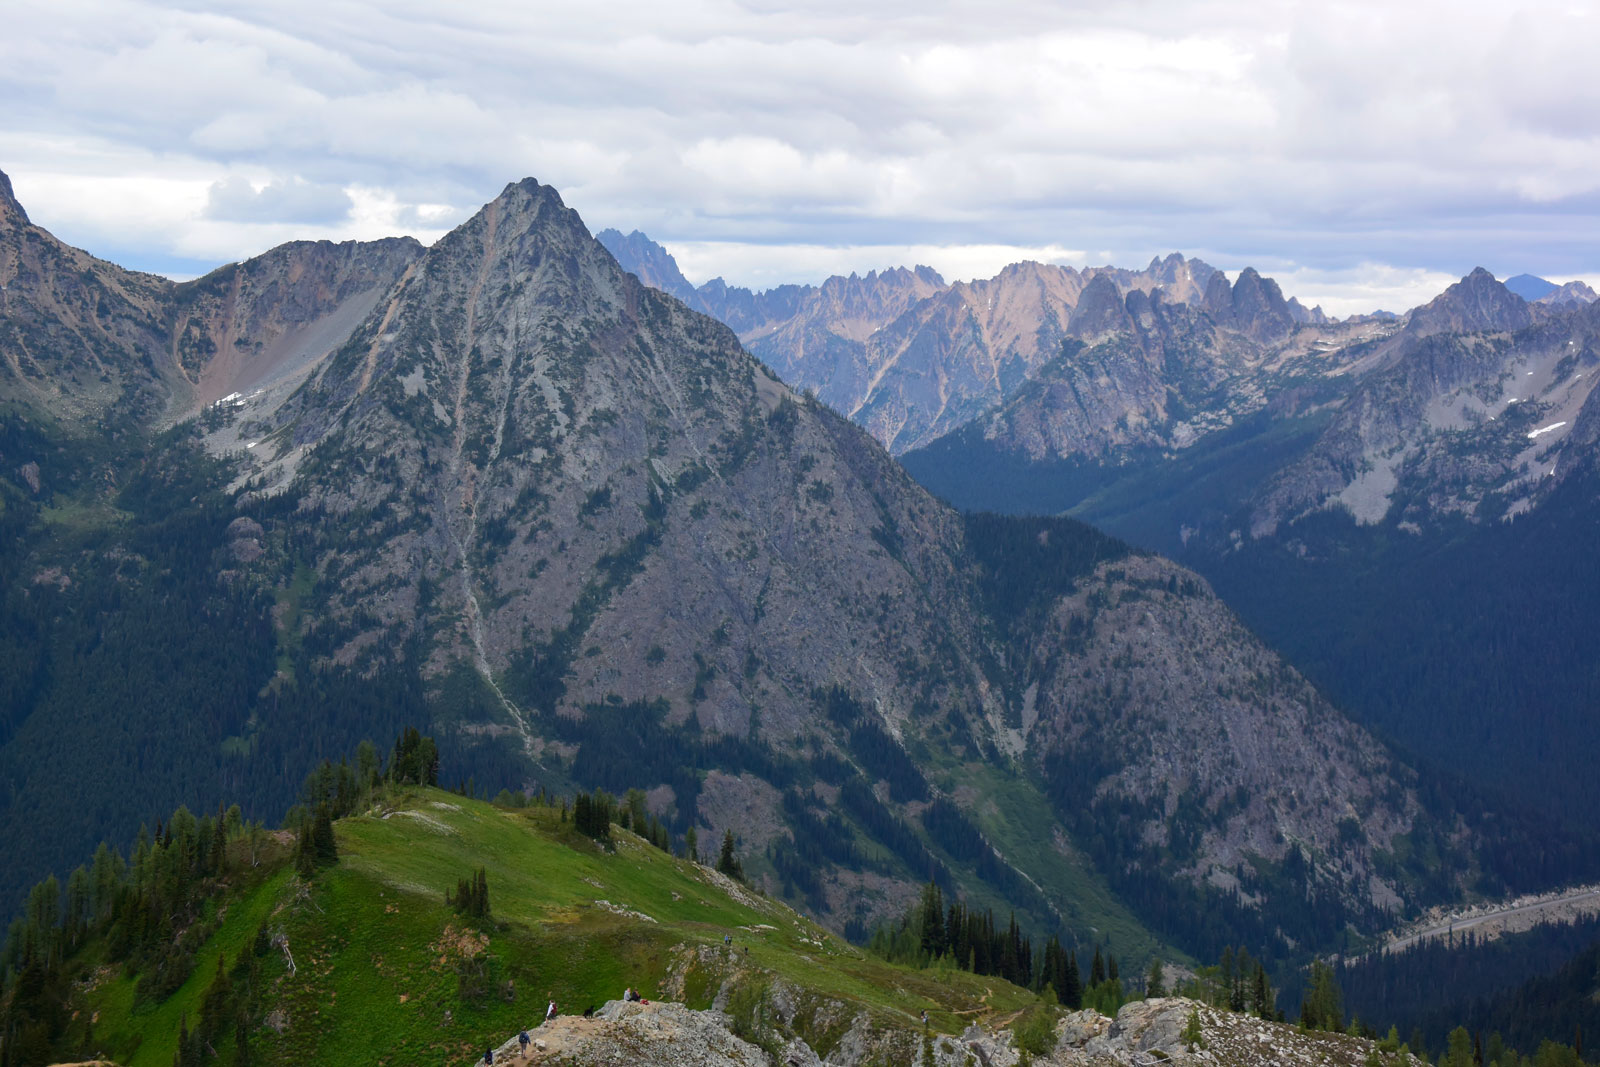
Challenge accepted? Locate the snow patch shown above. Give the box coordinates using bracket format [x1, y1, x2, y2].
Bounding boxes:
[1528, 421, 1568, 439]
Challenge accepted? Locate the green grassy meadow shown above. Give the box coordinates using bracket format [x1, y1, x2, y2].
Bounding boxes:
[82, 787, 1039, 1066]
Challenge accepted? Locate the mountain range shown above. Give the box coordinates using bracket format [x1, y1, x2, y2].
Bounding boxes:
[597, 230, 1330, 456]
[3, 166, 1558, 973]
[600, 228, 1600, 830]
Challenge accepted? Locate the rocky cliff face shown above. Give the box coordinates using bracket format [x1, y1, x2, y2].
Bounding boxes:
[906, 274, 1387, 471]
[169, 236, 421, 408]
[596, 227, 712, 314]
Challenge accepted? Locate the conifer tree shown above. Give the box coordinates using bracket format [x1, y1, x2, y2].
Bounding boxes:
[294, 815, 316, 879]
[717, 831, 744, 881]
[1146, 958, 1166, 998]
[1252, 962, 1275, 1020]
[312, 803, 337, 866]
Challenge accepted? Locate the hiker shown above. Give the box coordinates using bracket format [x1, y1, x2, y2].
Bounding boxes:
[921, 1009, 928, 1025]
[519, 1030, 530, 1055]
[724, 934, 731, 946]
[484, 1046, 494, 1065]
[546, 998, 557, 1023]
[623, 986, 635, 1002]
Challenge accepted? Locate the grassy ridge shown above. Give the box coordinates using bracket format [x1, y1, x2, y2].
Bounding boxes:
[81, 787, 1038, 1066]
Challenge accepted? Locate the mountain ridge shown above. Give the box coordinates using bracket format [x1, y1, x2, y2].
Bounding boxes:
[0, 173, 1486, 962]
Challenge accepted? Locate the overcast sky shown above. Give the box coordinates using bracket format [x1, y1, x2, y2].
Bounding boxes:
[4, 0, 1598, 316]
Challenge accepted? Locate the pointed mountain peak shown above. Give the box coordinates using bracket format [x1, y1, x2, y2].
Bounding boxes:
[595, 225, 703, 309]
[0, 167, 30, 228]
[1202, 270, 1234, 317]
[1067, 273, 1131, 338]
[1229, 267, 1295, 342]
[1408, 267, 1531, 337]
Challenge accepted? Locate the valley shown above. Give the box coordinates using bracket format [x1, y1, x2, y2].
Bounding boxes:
[3, 167, 1598, 1065]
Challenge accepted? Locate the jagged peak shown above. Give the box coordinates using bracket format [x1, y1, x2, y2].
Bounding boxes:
[1404, 265, 1530, 337]
[427, 176, 603, 276]
[1437, 266, 1519, 303]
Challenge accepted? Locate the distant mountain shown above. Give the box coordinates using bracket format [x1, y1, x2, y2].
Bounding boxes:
[894, 263, 1600, 824]
[603, 231, 1368, 455]
[1538, 279, 1599, 307]
[0, 168, 1476, 964]
[595, 227, 709, 313]
[1504, 273, 1559, 302]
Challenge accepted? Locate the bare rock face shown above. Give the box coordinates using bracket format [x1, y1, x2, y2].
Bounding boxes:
[0, 165, 419, 428]
[0, 169, 27, 228]
[596, 228, 711, 314]
[168, 235, 421, 409]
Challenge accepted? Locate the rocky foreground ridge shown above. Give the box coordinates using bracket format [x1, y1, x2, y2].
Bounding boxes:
[486, 996, 1398, 1067]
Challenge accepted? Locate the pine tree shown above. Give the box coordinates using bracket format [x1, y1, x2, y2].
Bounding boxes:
[685, 825, 699, 863]
[294, 815, 316, 879]
[1146, 958, 1166, 998]
[1252, 962, 1274, 1020]
[918, 883, 946, 960]
[199, 954, 233, 1045]
[1090, 947, 1106, 987]
[1442, 1026, 1474, 1067]
[1063, 950, 1082, 1010]
[312, 803, 337, 866]
[717, 831, 744, 881]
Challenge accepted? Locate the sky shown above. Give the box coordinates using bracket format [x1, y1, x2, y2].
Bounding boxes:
[4, 1, 1599, 317]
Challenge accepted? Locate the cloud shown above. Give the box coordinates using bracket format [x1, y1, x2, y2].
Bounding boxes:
[205, 176, 352, 224]
[0, 0, 1596, 307]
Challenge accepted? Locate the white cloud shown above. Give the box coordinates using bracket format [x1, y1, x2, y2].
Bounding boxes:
[0, 0, 1596, 302]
